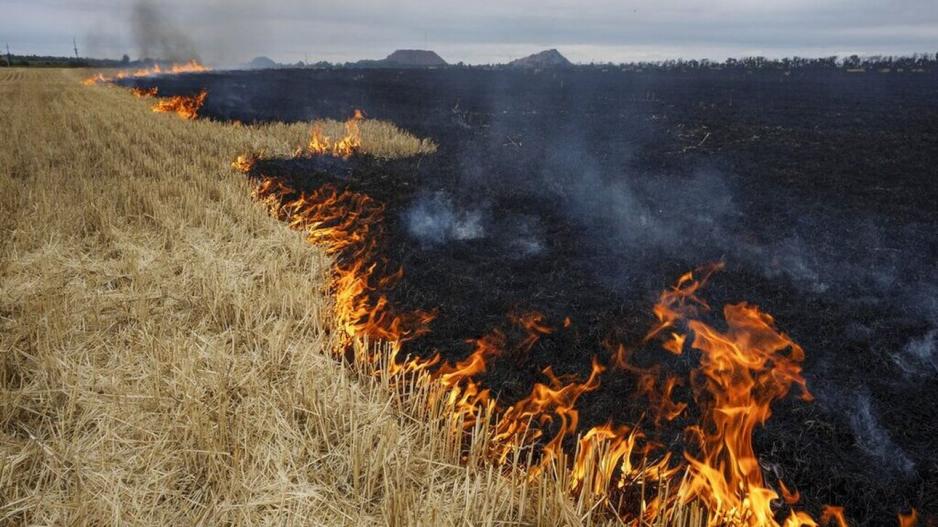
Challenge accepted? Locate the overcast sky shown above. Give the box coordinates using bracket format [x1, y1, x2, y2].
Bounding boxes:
[3, 0, 937, 65]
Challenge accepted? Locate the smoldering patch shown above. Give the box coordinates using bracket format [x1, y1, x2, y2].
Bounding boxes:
[403, 191, 486, 246]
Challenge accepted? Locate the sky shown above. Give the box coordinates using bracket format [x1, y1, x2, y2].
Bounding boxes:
[2, 0, 937, 65]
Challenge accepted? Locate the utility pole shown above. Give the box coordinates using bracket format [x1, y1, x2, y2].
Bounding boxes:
[5, 43, 11, 67]
[73, 37, 79, 60]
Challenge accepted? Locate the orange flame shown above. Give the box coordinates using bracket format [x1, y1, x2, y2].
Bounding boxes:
[83, 60, 208, 85]
[250, 177, 436, 362]
[82, 73, 107, 86]
[130, 86, 159, 98]
[494, 356, 605, 464]
[899, 509, 919, 527]
[778, 480, 801, 505]
[305, 109, 365, 159]
[643, 265, 814, 526]
[820, 506, 848, 527]
[151, 90, 207, 120]
[231, 153, 257, 174]
[242, 162, 845, 526]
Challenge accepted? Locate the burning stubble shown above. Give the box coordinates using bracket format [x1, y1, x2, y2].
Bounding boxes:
[73, 65, 938, 524]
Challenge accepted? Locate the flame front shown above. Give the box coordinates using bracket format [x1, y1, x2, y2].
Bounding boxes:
[130, 86, 159, 98]
[151, 90, 207, 120]
[235, 131, 854, 525]
[83, 60, 208, 85]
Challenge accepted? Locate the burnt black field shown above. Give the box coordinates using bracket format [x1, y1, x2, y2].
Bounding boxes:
[136, 68, 937, 525]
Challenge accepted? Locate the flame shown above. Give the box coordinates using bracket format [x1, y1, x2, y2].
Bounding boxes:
[130, 86, 159, 98]
[151, 90, 207, 120]
[82, 60, 208, 85]
[242, 160, 847, 525]
[643, 265, 814, 526]
[232, 153, 257, 174]
[899, 509, 919, 527]
[82, 73, 107, 86]
[249, 176, 436, 361]
[493, 356, 605, 464]
[305, 109, 365, 159]
[820, 506, 848, 527]
[778, 480, 801, 505]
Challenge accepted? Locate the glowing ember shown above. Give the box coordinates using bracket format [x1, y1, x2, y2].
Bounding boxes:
[151, 90, 207, 120]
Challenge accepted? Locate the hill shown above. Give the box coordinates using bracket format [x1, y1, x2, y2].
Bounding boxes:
[508, 49, 572, 68]
[355, 49, 448, 68]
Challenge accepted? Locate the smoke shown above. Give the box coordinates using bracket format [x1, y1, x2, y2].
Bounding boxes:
[402, 191, 545, 257]
[848, 391, 916, 477]
[122, 0, 271, 66]
[131, 1, 199, 62]
[893, 286, 938, 379]
[894, 329, 938, 376]
[404, 191, 486, 246]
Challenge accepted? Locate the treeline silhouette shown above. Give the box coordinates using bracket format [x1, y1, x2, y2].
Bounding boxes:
[5, 52, 938, 72]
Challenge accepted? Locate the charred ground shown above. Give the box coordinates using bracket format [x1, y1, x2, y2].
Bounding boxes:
[135, 68, 938, 525]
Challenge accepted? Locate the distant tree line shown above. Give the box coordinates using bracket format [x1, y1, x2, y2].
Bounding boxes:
[300, 53, 938, 72]
[597, 53, 938, 72]
[2, 54, 139, 68]
[5, 52, 938, 72]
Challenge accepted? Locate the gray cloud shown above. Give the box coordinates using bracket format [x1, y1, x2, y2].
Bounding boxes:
[1, 0, 936, 64]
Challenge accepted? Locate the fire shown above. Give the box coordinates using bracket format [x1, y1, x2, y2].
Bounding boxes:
[899, 509, 919, 527]
[494, 357, 605, 464]
[130, 86, 159, 98]
[231, 153, 257, 173]
[240, 151, 847, 525]
[642, 265, 813, 526]
[82, 60, 208, 85]
[151, 90, 207, 120]
[305, 109, 365, 158]
[778, 480, 800, 505]
[249, 176, 435, 359]
[82, 73, 107, 86]
[820, 506, 848, 527]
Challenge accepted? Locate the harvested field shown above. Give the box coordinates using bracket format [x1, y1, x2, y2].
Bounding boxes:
[3, 64, 935, 527]
[0, 69, 611, 526]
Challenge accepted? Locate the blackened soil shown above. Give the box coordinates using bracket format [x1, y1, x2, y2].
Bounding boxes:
[137, 68, 938, 525]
